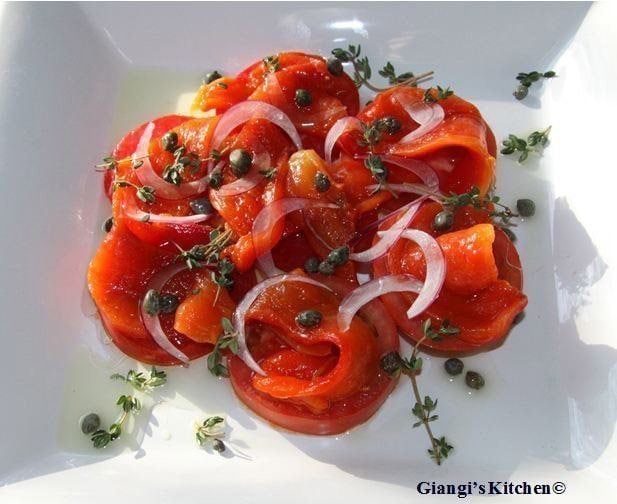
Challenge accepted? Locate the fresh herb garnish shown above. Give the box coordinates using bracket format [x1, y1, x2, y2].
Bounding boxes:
[95, 154, 150, 172]
[90, 395, 141, 449]
[513, 70, 557, 99]
[217, 82, 228, 89]
[207, 317, 239, 377]
[212, 258, 235, 305]
[111, 366, 167, 391]
[162, 145, 202, 186]
[174, 227, 233, 269]
[195, 416, 227, 453]
[331, 45, 433, 92]
[500, 126, 551, 163]
[381, 318, 459, 465]
[364, 154, 388, 193]
[259, 167, 277, 180]
[112, 179, 156, 204]
[423, 86, 454, 103]
[263, 55, 280, 73]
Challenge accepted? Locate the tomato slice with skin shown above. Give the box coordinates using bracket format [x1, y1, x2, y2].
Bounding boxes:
[88, 222, 212, 365]
[337, 87, 495, 195]
[372, 201, 526, 355]
[228, 275, 398, 435]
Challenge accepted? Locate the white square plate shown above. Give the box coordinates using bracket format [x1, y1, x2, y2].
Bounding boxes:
[1, 1, 616, 502]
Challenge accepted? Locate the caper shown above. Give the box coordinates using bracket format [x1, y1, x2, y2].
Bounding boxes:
[314, 172, 331, 192]
[380, 116, 402, 135]
[326, 57, 344, 76]
[102, 216, 113, 233]
[502, 227, 517, 242]
[202, 70, 222, 85]
[143, 289, 161, 316]
[318, 261, 335, 275]
[465, 371, 485, 390]
[189, 197, 213, 215]
[294, 89, 312, 107]
[212, 438, 226, 453]
[433, 210, 454, 232]
[513, 84, 529, 100]
[80, 413, 101, 435]
[161, 131, 179, 153]
[516, 198, 535, 217]
[208, 169, 224, 189]
[380, 351, 403, 376]
[229, 149, 252, 177]
[159, 294, 179, 314]
[327, 246, 350, 266]
[444, 358, 464, 376]
[304, 257, 320, 273]
[296, 309, 323, 328]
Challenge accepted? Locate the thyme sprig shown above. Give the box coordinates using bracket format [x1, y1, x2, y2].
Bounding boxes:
[331, 45, 433, 92]
[162, 145, 202, 186]
[195, 416, 227, 453]
[95, 155, 149, 172]
[423, 86, 454, 103]
[91, 395, 141, 449]
[112, 179, 156, 204]
[263, 55, 281, 73]
[207, 317, 239, 377]
[174, 228, 233, 270]
[381, 318, 459, 465]
[110, 367, 167, 392]
[501, 126, 551, 163]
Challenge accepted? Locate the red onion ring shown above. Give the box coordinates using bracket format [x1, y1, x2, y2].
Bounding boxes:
[349, 197, 425, 263]
[124, 196, 211, 225]
[234, 274, 332, 375]
[367, 183, 442, 203]
[378, 228, 446, 318]
[215, 153, 271, 197]
[377, 155, 440, 191]
[133, 122, 210, 200]
[140, 264, 190, 364]
[393, 91, 445, 145]
[324, 116, 361, 164]
[252, 198, 338, 277]
[208, 101, 302, 172]
[337, 274, 423, 332]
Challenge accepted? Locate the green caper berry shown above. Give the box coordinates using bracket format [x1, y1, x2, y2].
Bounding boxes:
[516, 198, 535, 217]
[102, 216, 113, 233]
[80, 413, 101, 435]
[465, 371, 485, 390]
[502, 227, 517, 242]
[161, 131, 179, 153]
[327, 57, 344, 76]
[296, 309, 323, 328]
[543, 71, 556, 78]
[380, 116, 402, 135]
[208, 169, 224, 189]
[143, 289, 161, 316]
[159, 294, 179, 314]
[444, 358, 464, 376]
[513, 85, 529, 100]
[318, 261, 335, 275]
[327, 246, 350, 266]
[433, 210, 454, 231]
[202, 70, 222, 85]
[212, 438, 226, 453]
[314, 172, 331, 192]
[380, 351, 403, 376]
[304, 257, 320, 273]
[189, 197, 213, 215]
[294, 89, 312, 107]
[229, 149, 252, 177]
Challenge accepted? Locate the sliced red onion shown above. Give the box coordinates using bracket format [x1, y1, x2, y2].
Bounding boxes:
[337, 275, 423, 332]
[215, 153, 271, 197]
[393, 91, 445, 145]
[367, 182, 442, 203]
[378, 155, 440, 191]
[234, 275, 332, 375]
[324, 116, 361, 164]
[140, 264, 190, 364]
[133, 122, 209, 200]
[378, 228, 446, 319]
[349, 197, 425, 263]
[123, 195, 211, 225]
[252, 198, 337, 277]
[208, 101, 302, 172]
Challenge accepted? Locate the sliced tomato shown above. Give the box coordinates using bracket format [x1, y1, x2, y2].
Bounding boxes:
[111, 116, 220, 249]
[228, 276, 398, 434]
[338, 87, 495, 195]
[87, 222, 212, 365]
[373, 202, 526, 354]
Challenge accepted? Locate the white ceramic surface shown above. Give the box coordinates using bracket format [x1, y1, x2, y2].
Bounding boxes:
[1, 1, 616, 502]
